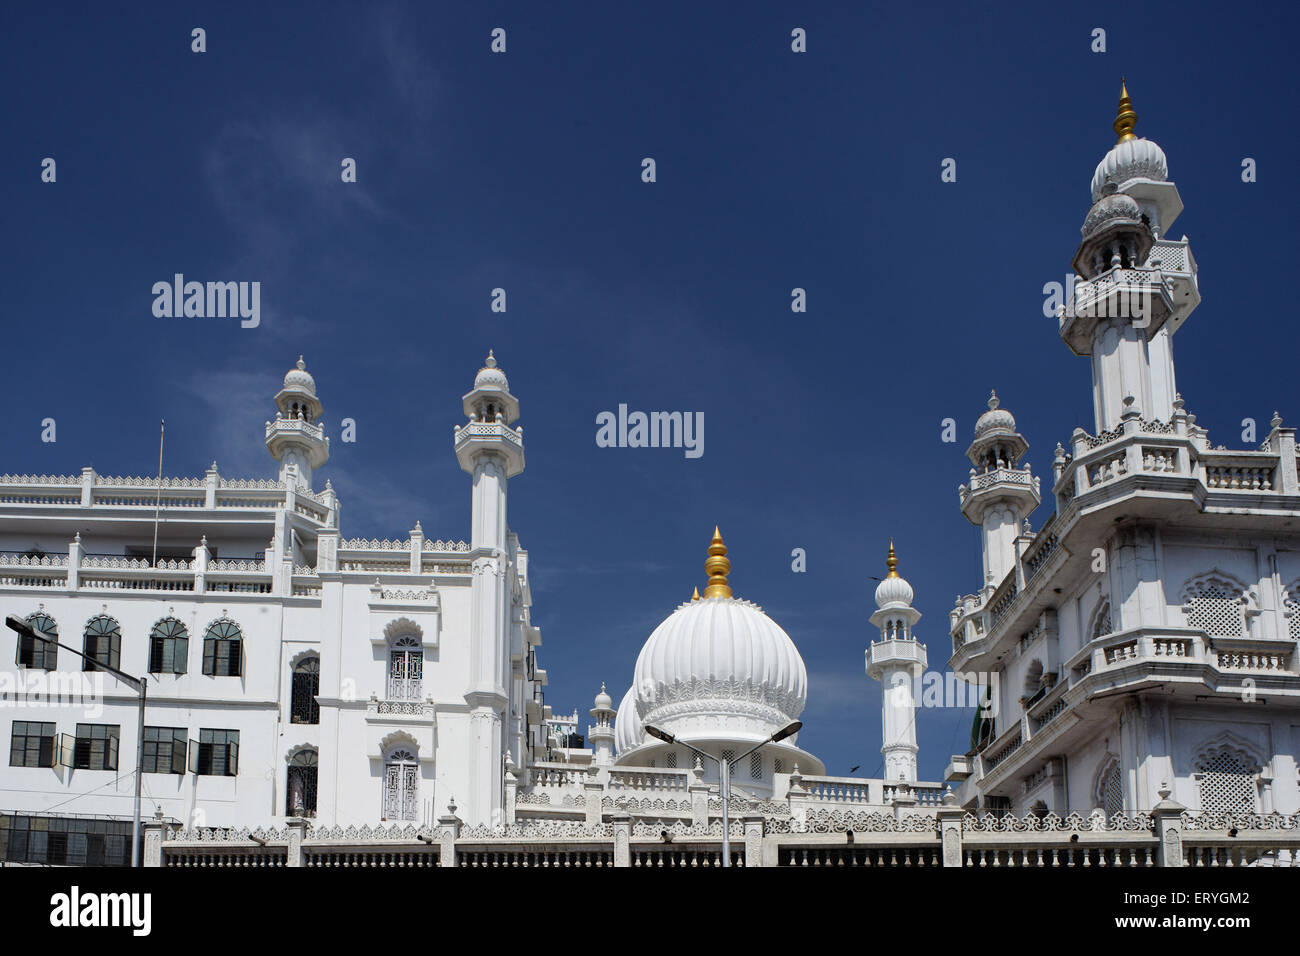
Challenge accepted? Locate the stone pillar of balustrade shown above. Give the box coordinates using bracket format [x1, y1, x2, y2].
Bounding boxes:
[612, 811, 631, 867]
[80, 467, 95, 507]
[742, 814, 765, 867]
[786, 766, 811, 828]
[688, 758, 710, 827]
[1267, 415, 1298, 495]
[67, 532, 81, 591]
[1151, 784, 1186, 868]
[276, 552, 293, 596]
[936, 793, 964, 867]
[204, 462, 219, 509]
[503, 760, 518, 824]
[409, 521, 423, 572]
[286, 817, 308, 867]
[317, 528, 338, 573]
[438, 802, 462, 867]
[891, 784, 918, 822]
[584, 766, 605, 826]
[143, 810, 167, 867]
[193, 536, 209, 594]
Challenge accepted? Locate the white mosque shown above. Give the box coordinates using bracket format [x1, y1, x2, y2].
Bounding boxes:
[0, 84, 1297, 867]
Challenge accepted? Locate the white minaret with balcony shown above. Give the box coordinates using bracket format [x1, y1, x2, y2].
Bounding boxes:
[866, 544, 928, 782]
[959, 392, 1041, 586]
[1060, 82, 1199, 432]
[588, 684, 616, 766]
[266, 356, 329, 491]
[454, 351, 526, 824]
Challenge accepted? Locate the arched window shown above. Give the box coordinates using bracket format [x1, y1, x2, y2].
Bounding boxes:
[202, 619, 243, 677]
[388, 634, 423, 700]
[1096, 755, 1123, 818]
[17, 612, 58, 671]
[291, 658, 320, 724]
[1181, 574, 1249, 638]
[286, 749, 318, 817]
[148, 618, 188, 675]
[1196, 747, 1258, 814]
[383, 748, 419, 821]
[1090, 600, 1112, 642]
[83, 616, 121, 673]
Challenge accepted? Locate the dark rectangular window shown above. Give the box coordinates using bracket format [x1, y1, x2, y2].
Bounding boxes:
[149, 633, 188, 675]
[83, 633, 121, 673]
[202, 637, 241, 676]
[141, 727, 187, 774]
[9, 722, 55, 768]
[196, 729, 239, 776]
[0, 814, 133, 867]
[73, 724, 120, 771]
[16, 635, 57, 670]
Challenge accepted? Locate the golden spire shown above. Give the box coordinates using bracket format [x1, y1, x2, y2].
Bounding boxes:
[702, 526, 732, 599]
[691, 586, 700, 601]
[1113, 78, 1138, 143]
[886, 538, 899, 578]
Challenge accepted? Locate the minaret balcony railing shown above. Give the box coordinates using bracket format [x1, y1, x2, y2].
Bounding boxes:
[265, 417, 325, 442]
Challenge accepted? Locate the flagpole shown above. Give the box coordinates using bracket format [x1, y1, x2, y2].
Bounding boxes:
[151, 420, 165, 567]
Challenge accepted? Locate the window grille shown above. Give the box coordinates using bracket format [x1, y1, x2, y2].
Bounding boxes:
[722, 749, 736, 776]
[774, 758, 784, 775]
[83, 616, 121, 673]
[16, 613, 58, 671]
[141, 727, 187, 774]
[73, 724, 119, 771]
[1197, 750, 1257, 813]
[664, 750, 677, 769]
[202, 620, 243, 676]
[1101, 761, 1123, 817]
[388, 635, 423, 699]
[1184, 581, 1244, 637]
[148, 618, 188, 675]
[1091, 601, 1112, 641]
[287, 750, 318, 816]
[383, 749, 418, 821]
[291, 658, 321, 724]
[1286, 594, 1300, 641]
[749, 751, 762, 779]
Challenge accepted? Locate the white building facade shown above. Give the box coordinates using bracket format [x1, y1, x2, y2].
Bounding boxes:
[0, 353, 552, 833]
[945, 85, 1300, 821]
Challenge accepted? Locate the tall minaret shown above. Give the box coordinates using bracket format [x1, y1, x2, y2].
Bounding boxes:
[1062, 82, 1199, 432]
[589, 684, 616, 767]
[866, 543, 927, 782]
[453, 351, 525, 826]
[265, 356, 329, 490]
[959, 392, 1040, 586]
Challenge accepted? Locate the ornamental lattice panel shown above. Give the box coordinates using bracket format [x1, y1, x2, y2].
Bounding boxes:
[1184, 583, 1244, 638]
[1101, 763, 1123, 818]
[1197, 751, 1256, 814]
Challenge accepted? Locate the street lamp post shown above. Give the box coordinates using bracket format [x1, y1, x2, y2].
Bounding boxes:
[644, 720, 801, 867]
[6, 614, 148, 867]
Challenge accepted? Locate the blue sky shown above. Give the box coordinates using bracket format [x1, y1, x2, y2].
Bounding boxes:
[2, 1, 1297, 780]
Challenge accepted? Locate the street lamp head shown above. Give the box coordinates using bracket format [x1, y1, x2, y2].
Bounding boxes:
[770, 720, 802, 744]
[5, 615, 35, 639]
[643, 724, 676, 744]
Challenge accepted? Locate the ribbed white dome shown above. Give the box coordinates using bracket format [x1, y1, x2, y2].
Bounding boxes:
[282, 356, 316, 395]
[874, 574, 915, 609]
[1091, 137, 1167, 202]
[974, 390, 1016, 437]
[631, 596, 807, 740]
[614, 685, 641, 754]
[474, 351, 509, 390]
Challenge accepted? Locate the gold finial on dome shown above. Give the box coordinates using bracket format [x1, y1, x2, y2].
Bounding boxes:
[1113, 78, 1138, 143]
[692, 586, 700, 601]
[702, 526, 732, 599]
[886, 539, 899, 578]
